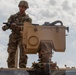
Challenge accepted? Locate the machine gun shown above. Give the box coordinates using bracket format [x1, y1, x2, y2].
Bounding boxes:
[3, 22, 11, 27]
[2, 22, 23, 31]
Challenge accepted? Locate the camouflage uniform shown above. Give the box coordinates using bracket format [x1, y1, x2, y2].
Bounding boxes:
[6, 12, 32, 68]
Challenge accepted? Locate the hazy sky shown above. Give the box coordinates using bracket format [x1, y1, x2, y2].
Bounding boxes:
[0, 0, 76, 68]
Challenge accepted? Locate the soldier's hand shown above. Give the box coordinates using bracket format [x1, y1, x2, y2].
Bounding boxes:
[16, 26, 22, 31]
[10, 23, 17, 29]
[10, 23, 21, 31]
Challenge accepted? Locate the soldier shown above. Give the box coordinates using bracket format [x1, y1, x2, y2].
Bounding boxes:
[2, 0, 32, 68]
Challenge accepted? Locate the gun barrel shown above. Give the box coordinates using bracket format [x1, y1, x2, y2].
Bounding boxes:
[3, 22, 8, 24]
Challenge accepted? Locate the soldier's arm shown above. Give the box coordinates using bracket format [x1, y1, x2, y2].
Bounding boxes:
[27, 17, 32, 24]
[2, 15, 14, 31]
[25, 15, 32, 24]
[8, 15, 14, 24]
[7, 15, 17, 30]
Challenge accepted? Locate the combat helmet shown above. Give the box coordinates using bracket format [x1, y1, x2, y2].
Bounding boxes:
[18, 0, 29, 8]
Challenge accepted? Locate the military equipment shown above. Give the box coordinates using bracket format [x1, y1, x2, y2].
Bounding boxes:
[3, 22, 23, 27]
[2, 22, 11, 31]
[2, 22, 23, 31]
[42, 20, 63, 26]
[1, 21, 76, 75]
[23, 22, 66, 54]
[3, 22, 11, 27]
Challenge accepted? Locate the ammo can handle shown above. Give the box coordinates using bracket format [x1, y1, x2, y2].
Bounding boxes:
[50, 20, 63, 26]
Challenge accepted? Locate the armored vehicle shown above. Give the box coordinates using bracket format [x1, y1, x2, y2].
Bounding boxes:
[1, 21, 76, 75]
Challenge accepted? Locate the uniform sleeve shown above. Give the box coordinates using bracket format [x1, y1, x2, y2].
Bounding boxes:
[25, 15, 32, 24]
[7, 15, 15, 29]
[8, 15, 14, 23]
[27, 17, 32, 24]
[2, 15, 14, 30]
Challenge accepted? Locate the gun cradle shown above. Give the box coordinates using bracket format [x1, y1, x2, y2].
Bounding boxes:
[22, 22, 66, 54]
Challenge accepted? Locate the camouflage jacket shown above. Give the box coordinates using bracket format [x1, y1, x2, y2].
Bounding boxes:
[5, 12, 32, 31]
